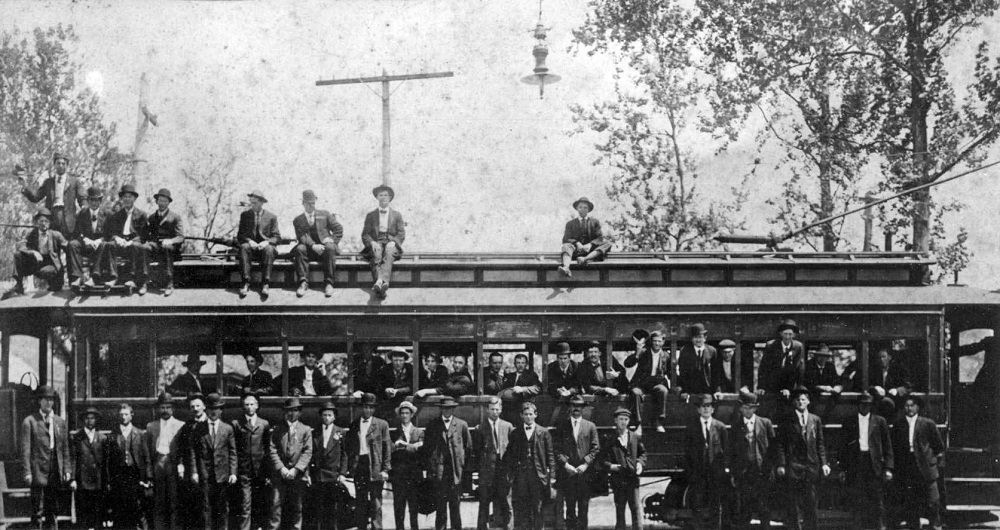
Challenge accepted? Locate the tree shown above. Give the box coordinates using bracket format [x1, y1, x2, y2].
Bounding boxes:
[179, 148, 241, 253]
[572, 1, 746, 251]
[0, 24, 131, 277]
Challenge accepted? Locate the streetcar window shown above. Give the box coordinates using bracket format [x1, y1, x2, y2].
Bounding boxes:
[957, 329, 994, 383]
[157, 341, 216, 397]
[481, 342, 541, 395]
[221, 342, 283, 396]
[280, 342, 349, 396]
[93, 341, 154, 398]
[7, 334, 40, 388]
[351, 342, 399, 397]
[869, 339, 928, 393]
[419, 341, 477, 396]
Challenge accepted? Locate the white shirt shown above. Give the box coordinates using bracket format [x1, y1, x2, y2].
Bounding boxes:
[443, 417, 452, 430]
[798, 411, 808, 428]
[723, 359, 732, 381]
[378, 208, 389, 232]
[906, 415, 917, 452]
[84, 427, 96, 445]
[302, 367, 316, 396]
[122, 208, 133, 236]
[702, 419, 711, 441]
[572, 417, 581, 439]
[401, 423, 413, 443]
[209, 420, 220, 439]
[53, 174, 66, 207]
[323, 424, 334, 448]
[121, 424, 133, 439]
[157, 418, 179, 455]
[359, 418, 371, 455]
[245, 415, 257, 429]
[488, 418, 499, 454]
[650, 351, 661, 377]
[744, 415, 756, 432]
[89, 209, 100, 233]
[41, 411, 55, 449]
[306, 212, 315, 226]
[524, 425, 534, 440]
[617, 431, 628, 447]
[858, 413, 871, 452]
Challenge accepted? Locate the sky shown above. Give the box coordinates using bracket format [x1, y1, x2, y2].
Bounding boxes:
[2, 0, 999, 289]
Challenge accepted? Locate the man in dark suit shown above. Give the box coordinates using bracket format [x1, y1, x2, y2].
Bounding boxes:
[268, 397, 313, 530]
[378, 349, 413, 408]
[476, 397, 514, 530]
[871, 348, 913, 399]
[311, 400, 348, 530]
[71, 407, 106, 530]
[557, 196, 611, 277]
[891, 396, 944, 530]
[390, 401, 424, 530]
[678, 324, 717, 399]
[361, 185, 405, 298]
[352, 344, 388, 398]
[105, 403, 150, 530]
[418, 351, 450, 393]
[841, 393, 893, 530]
[424, 397, 472, 530]
[145, 392, 185, 530]
[345, 393, 392, 530]
[20, 385, 71, 529]
[760, 320, 806, 399]
[232, 392, 271, 530]
[12, 208, 68, 294]
[498, 354, 541, 424]
[553, 396, 599, 530]
[684, 394, 729, 530]
[186, 393, 237, 529]
[803, 344, 844, 395]
[728, 393, 775, 530]
[19, 153, 86, 235]
[631, 330, 673, 432]
[503, 402, 554, 530]
[66, 186, 112, 287]
[96, 183, 147, 291]
[711, 339, 738, 395]
[139, 188, 184, 296]
[168, 354, 208, 397]
[545, 342, 581, 424]
[281, 350, 334, 397]
[292, 189, 343, 298]
[415, 355, 475, 400]
[601, 408, 645, 530]
[483, 352, 507, 395]
[775, 389, 831, 530]
[577, 341, 620, 397]
[237, 189, 281, 298]
[240, 350, 274, 395]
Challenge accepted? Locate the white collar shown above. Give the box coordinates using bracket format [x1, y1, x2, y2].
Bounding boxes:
[744, 415, 756, 425]
[858, 413, 870, 420]
[906, 415, 917, 424]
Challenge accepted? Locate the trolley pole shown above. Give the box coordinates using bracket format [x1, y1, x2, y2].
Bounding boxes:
[316, 70, 454, 186]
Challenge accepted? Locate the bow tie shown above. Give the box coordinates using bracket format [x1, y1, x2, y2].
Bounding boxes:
[379, 209, 388, 214]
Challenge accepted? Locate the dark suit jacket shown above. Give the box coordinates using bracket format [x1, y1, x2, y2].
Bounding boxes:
[22, 173, 86, 233]
[18, 229, 68, 271]
[237, 208, 280, 245]
[167, 372, 207, 397]
[268, 420, 313, 480]
[636, 348, 672, 389]
[104, 206, 147, 243]
[871, 361, 912, 393]
[283, 365, 334, 396]
[232, 416, 270, 479]
[425, 416, 472, 485]
[353, 354, 387, 395]
[841, 413, 893, 478]
[776, 412, 827, 481]
[483, 369, 505, 395]
[678, 344, 717, 395]
[891, 415, 944, 482]
[104, 425, 149, 481]
[241, 369, 274, 395]
[293, 210, 343, 248]
[443, 370, 475, 398]
[361, 208, 405, 255]
[577, 361, 611, 394]
[476, 418, 514, 481]
[685, 417, 729, 482]
[20, 412, 70, 486]
[311, 424, 347, 482]
[419, 365, 449, 391]
[601, 431, 645, 489]
[345, 416, 392, 479]
[504, 426, 554, 489]
[553, 418, 599, 484]
[74, 207, 112, 241]
[712, 356, 737, 393]
[760, 339, 806, 393]
[186, 420, 238, 483]
[378, 364, 414, 398]
[501, 370, 541, 397]
[145, 208, 184, 244]
[71, 428, 106, 490]
[389, 424, 424, 482]
[561, 217, 606, 247]
[728, 414, 775, 475]
[546, 361, 582, 398]
[804, 361, 841, 391]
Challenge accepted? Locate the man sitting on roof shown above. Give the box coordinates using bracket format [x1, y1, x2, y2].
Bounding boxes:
[557, 196, 611, 278]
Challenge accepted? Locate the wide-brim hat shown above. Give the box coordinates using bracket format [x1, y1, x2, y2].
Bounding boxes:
[572, 197, 595, 211]
[183, 355, 207, 367]
[155, 392, 174, 406]
[777, 319, 799, 334]
[35, 385, 57, 399]
[396, 401, 417, 415]
[554, 342, 571, 355]
[319, 400, 338, 413]
[302, 189, 317, 202]
[205, 393, 224, 409]
[569, 395, 586, 407]
[689, 323, 707, 337]
[372, 185, 395, 200]
[118, 183, 139, 198]
[692, 393, 715, 406]
[33, 208, 52, 220]
[153, 188, 173, 202]
[612, 407, 631, 418]
[284, 397, 303, 410]
[719, 339, 736, 349]
[738, 392, 759, 406]
[360, 393, 377, 406]
[439, 397, 459, 408]
[85, 186, 103, 200]
[631, 329, 650, 343]
[52, 152, 69, 163]
[389, 348, 410, 361]
[247, 190, 268, 203]
[81, 406, 101, 418]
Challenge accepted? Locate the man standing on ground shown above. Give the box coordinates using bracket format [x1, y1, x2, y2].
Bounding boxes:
[145, 392, 185, 530]
[775, 389, 830, 530]
[20, 385, 71, 529]
[476, 397, 513, 530]
[71, 407, 106, 530]
[311, 400, 348, 530]
[891, 396, 944, 530]
[187, 393, 237, 530]
[553, 396, 599, 530]
[232, 392, 271, 530]
[727, 393, 775, 530]
[105, 403, 150, 530]
[425, 397, 472, 530]
[504, 402, 554, 530]
[684, 394, 729, 530]
[267, 397, 313, 530]
[345, 393, 392, 530]
[840, 393, 893, 530]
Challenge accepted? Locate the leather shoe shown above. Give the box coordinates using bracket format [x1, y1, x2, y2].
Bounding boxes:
[296, 282, 308, 298]
[261, 283, 270, 297]
[137, 283, 148, 296]
[324, 284, 334, 298]
[163, 284, 174, 297]
[238, 283, 249, 298]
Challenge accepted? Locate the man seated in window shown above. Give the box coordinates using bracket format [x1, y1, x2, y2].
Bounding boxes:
[415, 355, 475, 399]
[379, 349, 413, 407]
[546, 342, 582, 424]
[351, 344, 387, 398]
[577, 341, 620, 397]
[870, 348, 912, 398]
[418, 351, 449, 392]
[279, 350, 334, 397]
[483, 352, 507, 395]
[712, 339, 738, 396]
[241, 350, 274, 395]
[498, 354, 541, 423]
[167, 354, 208, 396]
[804, 344, 843, 395]
[835, 351, 862, 393]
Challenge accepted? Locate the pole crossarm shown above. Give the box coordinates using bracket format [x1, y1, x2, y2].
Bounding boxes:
[315, 71, 454, 86]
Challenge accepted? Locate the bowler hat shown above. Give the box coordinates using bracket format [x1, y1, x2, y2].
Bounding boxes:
[572, 197, 595, 211]
[689, 323, 707, 337]
[569, 395, 586, 407]
[360, 393, 377, 406]
[554, 342, 571, 355]
[247, 190, 268, 203]
[738, 392, 759, 406]
[33, 207, 52, 220]
[777, 319, 799, 334]
[719, 339, 736, 349]
[319, 400, 338, 413]
[612, 407, 631, 418]
[53, 152, 69, 163]
[631, 329, 650, 343]
[35, 385, 57, 399]
[439, 397, 459, 408]
[153, 188, 173, 202]
[155, 392, 174, 405]
[389, 348, 410, 361]
[396, 401, 417, 415]
[81, 406, 101, 418]
[692, 393, 715, 406]
[372, 185, 395, 200]
[858, 393, 874, 404]
[302, 190, 317, 202]
[118, 183, 139, 198]
[205, 393, 224, 409]
[283, 397, 303, 410]
[85, 186, 104, 200]
[182, 355, 206, 367]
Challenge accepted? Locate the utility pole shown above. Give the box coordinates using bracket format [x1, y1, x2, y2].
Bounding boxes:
[316, 69, 454, 186]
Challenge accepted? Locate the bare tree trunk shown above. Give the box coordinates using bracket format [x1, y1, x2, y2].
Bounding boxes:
[906, 0, 932, 252]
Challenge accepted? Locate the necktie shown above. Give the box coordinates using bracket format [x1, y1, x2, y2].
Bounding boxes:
[211, 422, 216, 442]
[91, 211, 98, 233]
[255, 213, 262, 239]
[584, 218, 591, 240]
[492, 422, 499, 454]
[703, 420, 709, 442]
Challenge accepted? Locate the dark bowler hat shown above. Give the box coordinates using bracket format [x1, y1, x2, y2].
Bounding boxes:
[183, 355, 207, 367]
[372, 185, 395, 200]
[858, 393, 874, 404]
[389, 348, 410, 361]
[572, 197, 595, 211]
[35, 385, 57, 399]
[284, 397, 303, 410]
[319, 400, 337, 413]
[118, 183, 139, 198]
[719, 339, 736, 349]
[613, 407, 631, 418]
[153, 188, 173, 202]
[693, 393, 715, 406]
[569, 395, 586, 407]
[777, 319, 799, 334]
[34, 207, 52, 220]
[814, 344, 833, 356]
[631, 329, 650, 343]
[360, 393, 377, 406]
[53, 152, 69, 163]
[302, 190, 317, 202]
[738, 392, 759, 406]
[689, 323, 708, 337]
[247, 190, 268, 203]
[439, 397, 459, 408]
[554, 342, 571, 355]
[205, 393, 224, 409]
[81, 406, 101, 418]
[155, 392, 174, 405]
[85, 186, 104, 200]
